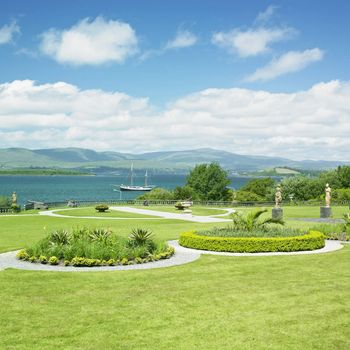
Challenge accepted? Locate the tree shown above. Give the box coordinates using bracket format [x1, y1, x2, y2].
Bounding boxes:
[173, 185, 199, 200]
[281, 176, 323, 201]
[336, 166, 350, 188]
[234, 190, 264, 202]
[0, 196, 11, 207]
[240, 178, 275, 199]
[186, 163, 231, 201]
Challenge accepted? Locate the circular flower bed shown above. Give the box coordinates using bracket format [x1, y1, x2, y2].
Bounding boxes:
[179, 230, 325, 253]
[17, 227, 174, 267]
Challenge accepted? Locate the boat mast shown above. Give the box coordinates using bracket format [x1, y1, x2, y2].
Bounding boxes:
[145, 170, 148, 187]
[130, 163, 134, 187]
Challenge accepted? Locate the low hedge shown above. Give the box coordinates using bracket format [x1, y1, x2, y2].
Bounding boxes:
[179, 230, 325, 253]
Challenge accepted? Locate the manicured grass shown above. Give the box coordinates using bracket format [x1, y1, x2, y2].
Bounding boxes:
[134, 205, 228, 216]
[0, 247, 350, 349]
[54, 207, 158, 218]
[1, 206, 350, 349]
[0, 216, 227, 253]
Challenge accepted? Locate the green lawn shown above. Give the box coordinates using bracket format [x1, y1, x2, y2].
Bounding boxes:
[1, 206, 350, 349]
[54, 207, 159, 218]
[1, 247, 349, 349]
[134, 205, 228, 216]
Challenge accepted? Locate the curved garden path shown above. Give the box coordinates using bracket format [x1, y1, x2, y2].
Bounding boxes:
[0, 240, 345, 272]
[35, 207, 232, 223]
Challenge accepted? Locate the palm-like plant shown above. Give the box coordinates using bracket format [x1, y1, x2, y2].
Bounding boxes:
[231, 209, 284, 232]
[89, 228, 112, 243]
[49, 229, 71, 245]
[129, 228, 154, 247]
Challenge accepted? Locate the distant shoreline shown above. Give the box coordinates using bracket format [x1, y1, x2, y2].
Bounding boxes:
[0, 170, 91, 176]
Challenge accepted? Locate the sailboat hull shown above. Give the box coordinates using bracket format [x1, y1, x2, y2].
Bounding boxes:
[119, 185, 155, 191]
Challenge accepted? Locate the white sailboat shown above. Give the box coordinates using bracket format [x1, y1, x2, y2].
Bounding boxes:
[119, 164, 155, 191]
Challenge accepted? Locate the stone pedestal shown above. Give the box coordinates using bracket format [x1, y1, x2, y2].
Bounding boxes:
[272, 207, 283, 220]
[320, 206, 332, 218]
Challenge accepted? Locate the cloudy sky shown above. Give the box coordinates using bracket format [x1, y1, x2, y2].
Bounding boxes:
[1, 0, 350, 160]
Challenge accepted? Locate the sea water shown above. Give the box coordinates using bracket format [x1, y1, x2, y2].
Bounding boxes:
[0, 174, 253, 205]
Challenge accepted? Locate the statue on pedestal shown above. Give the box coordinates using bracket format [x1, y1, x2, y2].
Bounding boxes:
[12, 192, 17, 204]
[272, 185, 283, 220]
[325, 183, 331, 208]
[275, 185, 282, 208]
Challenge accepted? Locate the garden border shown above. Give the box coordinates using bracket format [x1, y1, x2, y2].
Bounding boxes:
[179, 230, 326, 253]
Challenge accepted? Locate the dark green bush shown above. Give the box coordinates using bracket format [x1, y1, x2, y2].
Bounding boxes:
[95, 204, 109, 212]
[179, 231, 325, 253]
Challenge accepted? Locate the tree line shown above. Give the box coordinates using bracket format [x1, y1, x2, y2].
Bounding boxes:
[139, 163, 350, 203]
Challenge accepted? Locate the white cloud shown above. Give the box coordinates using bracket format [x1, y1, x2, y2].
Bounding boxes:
[245, 48, 324, 81]
[39, 16, 138, 65]
[255, 5, 278, 24]
[140, 29, 197, 61]
[212, 27, 294, 57]
[165, 30, 198, 49]
[0, 20, 20, 44]
[1, 80, 350, 161]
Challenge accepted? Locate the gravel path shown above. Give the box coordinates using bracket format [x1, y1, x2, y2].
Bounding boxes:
[0, 241, 200, 272]
[0, 240, 345, 273]
[109, 206, 231, 223]
[38, 209, 165, 220]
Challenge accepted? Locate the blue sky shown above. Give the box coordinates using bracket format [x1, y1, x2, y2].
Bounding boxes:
[0, 0, 350, 160]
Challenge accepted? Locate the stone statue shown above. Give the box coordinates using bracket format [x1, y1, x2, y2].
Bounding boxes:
[325, 183, 331, 207]
[12, 192, 17, 204]
[275, 186, 282, 208]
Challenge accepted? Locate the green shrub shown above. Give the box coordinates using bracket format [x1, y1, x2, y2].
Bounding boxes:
[17, 249, 29, 260]
[48, 256, 59, 265]
[128, 228, 155, 251]
[39, 255, 48, 264]
[49, 229, 71, 245]
[95, 204, 109, 212]
[29, 256, 37, 263]
[179, 230, 325, 253]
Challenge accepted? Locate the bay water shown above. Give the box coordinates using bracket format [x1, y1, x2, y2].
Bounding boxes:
[0, 174, 253, 205]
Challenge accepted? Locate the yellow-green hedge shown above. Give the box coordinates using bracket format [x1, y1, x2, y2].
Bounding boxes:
[179, 230, 325, 253]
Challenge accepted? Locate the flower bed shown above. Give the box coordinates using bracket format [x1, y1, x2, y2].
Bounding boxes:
[17, 227, 174, 267]
[179, 230, 325, 253]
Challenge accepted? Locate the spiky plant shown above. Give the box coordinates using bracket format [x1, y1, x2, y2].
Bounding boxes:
[49, 229, 71, 245]
[89, 228, 112, 243]
[231, 209, 284, 232]
[128, 228, 154, 248]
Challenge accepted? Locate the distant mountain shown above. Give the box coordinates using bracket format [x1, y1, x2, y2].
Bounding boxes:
[0, 147, 347, 173]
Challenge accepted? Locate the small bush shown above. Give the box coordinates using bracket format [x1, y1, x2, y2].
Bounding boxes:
[29, 256, 37, 263]
[39, 255, 48, 264]
[48, 256, 59, 265]
[17, 249, 29, 260]
[179, 231, 325, 253]
[95, 204, 109, 212]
